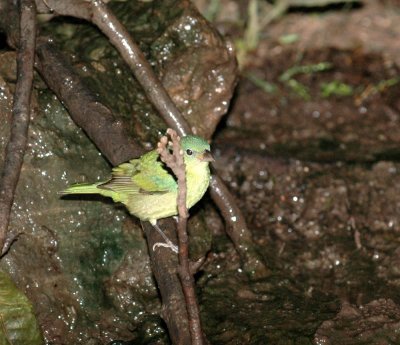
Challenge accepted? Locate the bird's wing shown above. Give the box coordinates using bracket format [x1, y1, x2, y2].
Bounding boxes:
[100, 150, 177, 195]
[132, 150, 177, 193]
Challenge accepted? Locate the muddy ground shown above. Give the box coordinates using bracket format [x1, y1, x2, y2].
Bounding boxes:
[203, 0, 400, 343]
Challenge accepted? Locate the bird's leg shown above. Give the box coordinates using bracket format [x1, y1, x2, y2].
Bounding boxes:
[151, 222, 178, 253]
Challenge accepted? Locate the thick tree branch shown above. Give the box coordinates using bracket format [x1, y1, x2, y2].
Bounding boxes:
[143, 219, 191, 344]
[0, 0, 36, 255]
[210, 175, 268, 277]
[35, 40, 143, 166]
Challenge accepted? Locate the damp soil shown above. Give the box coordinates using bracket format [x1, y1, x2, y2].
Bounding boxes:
[203, 0, 400, 343]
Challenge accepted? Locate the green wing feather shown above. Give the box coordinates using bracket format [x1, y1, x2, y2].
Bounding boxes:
[63, 150, 177, 202]
[133, 150, 177, 192]
[102, 150, 177, 195]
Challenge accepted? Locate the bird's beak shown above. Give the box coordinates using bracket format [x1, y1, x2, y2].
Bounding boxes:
[199, 150, 214, 162]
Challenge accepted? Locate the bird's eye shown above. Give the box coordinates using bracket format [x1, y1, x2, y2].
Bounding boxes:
[186, 149, 193, 156]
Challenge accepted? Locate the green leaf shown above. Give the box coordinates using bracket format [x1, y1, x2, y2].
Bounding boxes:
[279, 62, 333, 82]
[278, 33, 299, 45]
[246, 73, 277, 93]
[287, 79, 310, 100]
[321, 81, 354, 97]
[0, 271, 44, 345]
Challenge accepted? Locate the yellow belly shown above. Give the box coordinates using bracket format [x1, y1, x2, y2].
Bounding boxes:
[125, 164, 210, 222]
[126, 191, 178, 222]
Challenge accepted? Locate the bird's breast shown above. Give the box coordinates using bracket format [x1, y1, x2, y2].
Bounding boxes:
[186, 164, 210, 209]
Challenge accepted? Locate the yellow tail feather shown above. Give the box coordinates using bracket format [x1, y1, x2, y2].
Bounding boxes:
[61, 182, 118, 201]
[62, 182, 102, 195]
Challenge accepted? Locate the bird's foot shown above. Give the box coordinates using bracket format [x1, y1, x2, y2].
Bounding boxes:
[152, 240, 178, 253]
[151, 222, 178, 253]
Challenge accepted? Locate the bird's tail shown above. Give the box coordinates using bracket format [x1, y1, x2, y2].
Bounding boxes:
[61, 182, 115, 199]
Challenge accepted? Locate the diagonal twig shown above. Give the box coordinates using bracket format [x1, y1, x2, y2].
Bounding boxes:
[90, 0, 191, 137]
[157, 129, 205, 345]
[0, 0, 36, 255]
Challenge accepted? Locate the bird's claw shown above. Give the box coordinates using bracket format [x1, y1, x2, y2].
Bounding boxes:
[151, 222, 178, 253]
[152, 241, 178, 253]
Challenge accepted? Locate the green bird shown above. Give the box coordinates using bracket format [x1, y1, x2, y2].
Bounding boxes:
[62, 135, 214, 252]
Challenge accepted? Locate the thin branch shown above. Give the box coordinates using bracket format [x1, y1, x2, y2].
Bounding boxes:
[90, 0, 192, 137]
[209, 175, 269, 277]
[157, 129, 205, 345]
[0, 0, 36, 255]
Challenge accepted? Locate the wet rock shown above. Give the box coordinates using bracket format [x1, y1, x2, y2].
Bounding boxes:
[156, 6, 238, 138]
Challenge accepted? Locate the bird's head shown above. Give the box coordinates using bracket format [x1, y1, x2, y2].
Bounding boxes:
[181, 135, 214, 167]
